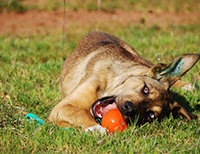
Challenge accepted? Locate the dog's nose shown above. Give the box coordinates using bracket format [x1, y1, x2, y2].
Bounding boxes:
[122, 101, 134, 116]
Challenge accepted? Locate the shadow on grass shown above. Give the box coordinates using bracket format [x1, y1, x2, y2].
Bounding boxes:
[172, 92, 200, 113]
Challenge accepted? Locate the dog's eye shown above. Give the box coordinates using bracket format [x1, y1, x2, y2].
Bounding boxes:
[149, 112, 155, 119]
[142, 84, 149, 95]
[146, 111, 155, 122]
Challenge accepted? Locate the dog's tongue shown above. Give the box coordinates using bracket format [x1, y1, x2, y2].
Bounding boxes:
[99, 103, 118, 117]
[91, 100, 117, 119]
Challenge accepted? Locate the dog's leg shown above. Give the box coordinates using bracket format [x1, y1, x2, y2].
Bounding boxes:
[49, 80, 107, 133]
[49, 98, 106, 133]
[171, 101, 197, 120]
[49, 101, 97, 128]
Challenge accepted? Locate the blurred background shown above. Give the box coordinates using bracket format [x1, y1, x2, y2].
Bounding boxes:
[0, 0, 200, 35]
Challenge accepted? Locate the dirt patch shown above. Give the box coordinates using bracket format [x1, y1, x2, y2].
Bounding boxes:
[0, 10, 199, 35]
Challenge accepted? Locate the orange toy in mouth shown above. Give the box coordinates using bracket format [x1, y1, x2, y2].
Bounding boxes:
[101, 109, 127, 133]
[90, 96, 127, 133]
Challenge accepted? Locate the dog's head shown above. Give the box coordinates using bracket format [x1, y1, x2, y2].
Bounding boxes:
[91, 54, 199, 125]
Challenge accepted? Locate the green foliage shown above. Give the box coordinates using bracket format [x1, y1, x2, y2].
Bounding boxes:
[0, 0, 27, 13]
[35, 0, 63, 11]
[64, 0, 200, 12]
[0, 0, 200, 12]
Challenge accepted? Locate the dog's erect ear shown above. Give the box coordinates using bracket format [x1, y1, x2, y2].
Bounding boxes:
[148, 54, 199, 89]
[170, 101, 197, 120]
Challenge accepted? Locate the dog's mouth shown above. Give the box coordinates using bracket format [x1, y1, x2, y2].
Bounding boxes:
[90, 96, 117, 120]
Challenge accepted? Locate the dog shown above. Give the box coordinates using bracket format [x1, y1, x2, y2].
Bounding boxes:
[49, 31, 199, 132]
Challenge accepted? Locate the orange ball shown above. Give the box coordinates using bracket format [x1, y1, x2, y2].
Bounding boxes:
[101, 109, 127, 133]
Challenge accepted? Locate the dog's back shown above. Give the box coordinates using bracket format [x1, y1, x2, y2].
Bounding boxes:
[60, 31, 153, 97]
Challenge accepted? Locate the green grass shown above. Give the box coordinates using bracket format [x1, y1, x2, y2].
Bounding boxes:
[0, 5, 200, 153]
[1, 0, 200, 13]
[0, 0, 27, 13]
[65, 0, 200, 12]
[1, 24, 199, 153]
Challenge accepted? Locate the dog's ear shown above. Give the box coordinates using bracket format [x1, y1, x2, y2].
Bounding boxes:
[148, 54, 199, 89]
[170, 101, 197, 120]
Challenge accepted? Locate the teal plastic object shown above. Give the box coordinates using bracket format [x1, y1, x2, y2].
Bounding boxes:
[26, 113, 71, 131]
[26, 113, 45, 126]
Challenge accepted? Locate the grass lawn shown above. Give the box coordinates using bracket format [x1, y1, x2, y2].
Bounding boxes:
[0, 0, 200, 153]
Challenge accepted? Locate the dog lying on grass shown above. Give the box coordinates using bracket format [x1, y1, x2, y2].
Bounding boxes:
[49, 31, 199, 133]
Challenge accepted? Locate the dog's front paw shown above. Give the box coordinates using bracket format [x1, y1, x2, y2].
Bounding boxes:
[84, 124, 107, 134]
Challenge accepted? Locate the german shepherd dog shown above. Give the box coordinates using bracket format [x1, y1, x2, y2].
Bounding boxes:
[49, 31, 199, 133]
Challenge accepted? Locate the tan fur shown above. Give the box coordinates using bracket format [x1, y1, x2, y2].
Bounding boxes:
[49, 31, 199, 129]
